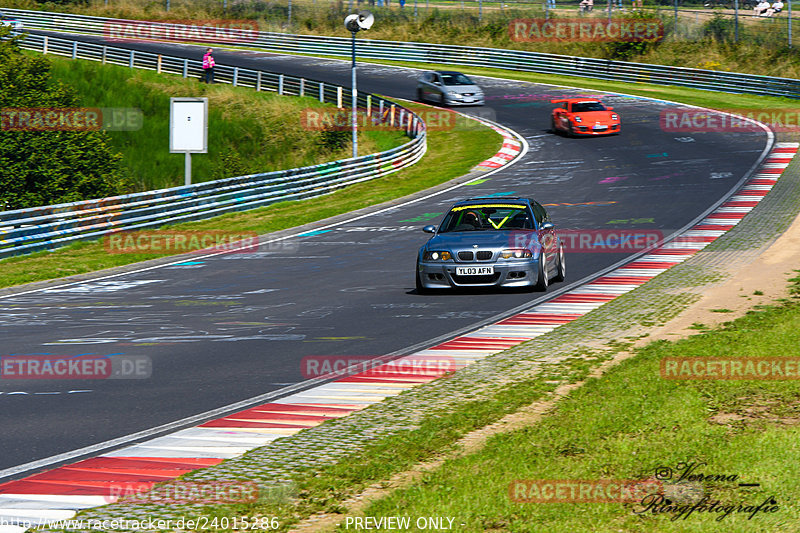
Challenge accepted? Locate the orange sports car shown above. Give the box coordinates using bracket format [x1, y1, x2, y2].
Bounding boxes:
[550, 98, 621, 136]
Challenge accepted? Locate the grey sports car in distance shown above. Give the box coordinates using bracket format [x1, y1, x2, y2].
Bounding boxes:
[416, 197, 565, 292]
[416, 70, 485, 107]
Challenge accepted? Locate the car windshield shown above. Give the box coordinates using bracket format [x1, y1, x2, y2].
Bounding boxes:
[439, 204, 533, 232]
[572, 102, 606, 112]
[440, 73, 475, 86]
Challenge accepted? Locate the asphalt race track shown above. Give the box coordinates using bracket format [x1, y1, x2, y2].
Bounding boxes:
[0, 31, 770, 475]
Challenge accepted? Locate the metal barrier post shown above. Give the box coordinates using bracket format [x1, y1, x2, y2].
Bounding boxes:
[43, 36, 48, 54]
[390, 104, 396, 126]
[337, 86, 343, 108]
[129, 50, 135, 68]
[278, 74, 284, 95]
[102, 45, 107, 64]
[319, 82, 325, 102]
[71, 40, 77, 59]
[300, 78, 305, 97]
[157, 55, 162, 73]
[379, 99, 384, 121]
[183, 58, 188, 78]
[257, 71, 262, 91]
[366, 94, 372, 117]
[790, 0, 793, 47]
[233, 67, 239, 86]
[673, 0, 678, 34]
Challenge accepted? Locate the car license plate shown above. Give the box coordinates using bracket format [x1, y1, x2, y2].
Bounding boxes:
[593, 125, 608, 130]
[456, 266, 494, 276]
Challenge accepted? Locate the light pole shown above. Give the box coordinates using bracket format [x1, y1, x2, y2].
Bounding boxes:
[344, 11, 374, 159]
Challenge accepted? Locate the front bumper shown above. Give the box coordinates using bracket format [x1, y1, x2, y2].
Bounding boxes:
[418, 260, 540, 289]
[572, 123, 621, 135]
[444, 95, 485, 106]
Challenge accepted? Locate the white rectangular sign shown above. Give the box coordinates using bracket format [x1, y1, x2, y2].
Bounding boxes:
[170, 97, 208, 153]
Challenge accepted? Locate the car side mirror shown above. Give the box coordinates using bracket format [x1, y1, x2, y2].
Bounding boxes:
[540, 222, 554, 230]
[422, 225, 436, 234]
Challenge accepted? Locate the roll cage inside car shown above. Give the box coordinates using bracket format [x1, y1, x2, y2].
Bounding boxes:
[437, 198, 552, 233]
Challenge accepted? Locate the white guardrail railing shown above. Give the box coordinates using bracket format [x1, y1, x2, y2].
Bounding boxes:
[6, 7, 800, 98]
[1, 31, 427, 259]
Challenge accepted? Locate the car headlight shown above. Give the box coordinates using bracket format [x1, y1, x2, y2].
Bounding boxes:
[574, 116, 582, 123]
[500, 249, 533, 259]
[611, 114, 619, 120]
[423, 251, 452, 261]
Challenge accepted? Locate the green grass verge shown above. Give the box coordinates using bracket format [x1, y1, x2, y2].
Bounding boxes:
[0, 114, 497, 289]
[44, 53, 405, 191]
[354, 275, 800, 532]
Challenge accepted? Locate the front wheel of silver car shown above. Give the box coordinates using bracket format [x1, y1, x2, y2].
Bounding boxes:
[533, 257, 549, 291]
[552, 245, 566, 282]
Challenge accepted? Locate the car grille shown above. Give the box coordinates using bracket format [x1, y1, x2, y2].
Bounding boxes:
[463, 93, 474, 96]
[476, 251, 493, 261]
[458, 251, 473, 261]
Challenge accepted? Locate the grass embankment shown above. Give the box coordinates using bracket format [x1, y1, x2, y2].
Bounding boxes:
[8, 0, 800, 78]
[355, 278, 800, 532]
[44, 54, 404, 192]
[0, 103, 497, 288]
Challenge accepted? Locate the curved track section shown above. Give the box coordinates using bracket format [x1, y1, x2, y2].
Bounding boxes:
[0, 32, 771, 475]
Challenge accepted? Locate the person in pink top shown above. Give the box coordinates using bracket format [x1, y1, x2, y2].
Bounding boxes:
[202, 48, 215, 83]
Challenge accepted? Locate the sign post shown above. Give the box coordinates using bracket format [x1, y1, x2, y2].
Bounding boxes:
[170, 97, 208, 186]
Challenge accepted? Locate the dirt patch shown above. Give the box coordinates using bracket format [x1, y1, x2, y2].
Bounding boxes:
[645, 211, 800, 343]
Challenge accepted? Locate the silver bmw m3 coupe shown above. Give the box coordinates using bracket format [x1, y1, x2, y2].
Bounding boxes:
[416, 197, 565, 292]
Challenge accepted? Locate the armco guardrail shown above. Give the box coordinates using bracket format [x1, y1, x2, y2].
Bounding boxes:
[5, 7, 800, 98]
[1, 32, 426, 259]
